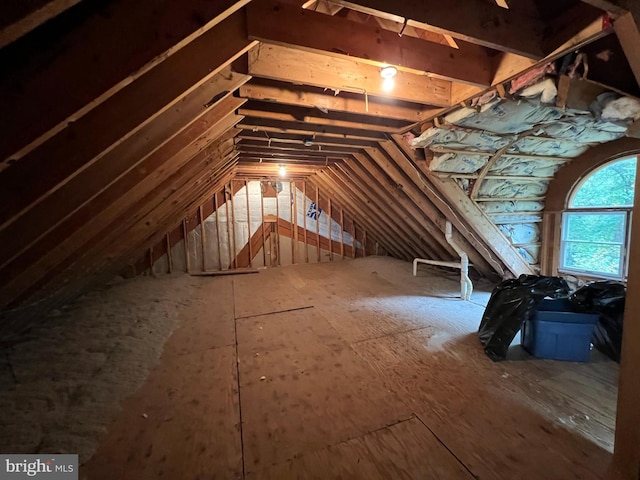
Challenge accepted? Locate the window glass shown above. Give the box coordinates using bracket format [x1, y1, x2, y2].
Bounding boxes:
[571, 157, 636, 208]
[561, 212, 626, 276]
[560, 156, 636, 279]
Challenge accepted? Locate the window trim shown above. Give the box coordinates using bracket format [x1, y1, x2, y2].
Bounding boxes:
[558, 156, 636, 281]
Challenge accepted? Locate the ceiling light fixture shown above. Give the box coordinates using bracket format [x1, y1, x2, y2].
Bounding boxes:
[380, 66, 397, 92]
[380, 66, 397, 79]
[279, 165, 287, 177]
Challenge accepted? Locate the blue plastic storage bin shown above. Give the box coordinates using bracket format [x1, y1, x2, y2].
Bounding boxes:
[521, 298, 599, 362]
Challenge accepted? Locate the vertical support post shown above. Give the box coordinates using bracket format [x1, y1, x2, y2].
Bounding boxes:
[245, 180, 253, 268]
[166, 233, 173, 274]
[316, 185, 320, 263]
[199, 205, 206, 272]
[292, 180, 298, 264]
[275, 183, 281, 266]
[148, 246, 154, 276]
[229, 182, 237, 269]
[224, 187, 233, 270]
[261, 182, 267, 266]
[182, 218, 191, 274]
[328, 197, 333, 261]
[290, 181, 295, 264]
[214, 192, 223, 271]
[363, 228, 367, 258]
[340, 207, 345, 259]
[352, 219, 357, 258]
[303, 181, 309, 263]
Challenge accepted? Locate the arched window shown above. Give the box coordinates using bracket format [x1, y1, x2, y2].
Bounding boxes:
[560, 156, 636, 279]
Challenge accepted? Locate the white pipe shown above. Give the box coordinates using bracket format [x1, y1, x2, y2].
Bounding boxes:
[412, 222, 473, 301]
[445, 221, 473, 301]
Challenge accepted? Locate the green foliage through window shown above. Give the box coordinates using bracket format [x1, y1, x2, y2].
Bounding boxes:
[561, 156, 636, 279]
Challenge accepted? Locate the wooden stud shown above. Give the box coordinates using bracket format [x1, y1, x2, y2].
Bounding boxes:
[224, 187, 233, 270]
[352, 220, 357, 258]
[316, 185, 321, 262]
[229, 182, 238, 269]
[245, 180, 253, 268]
[363, 229, 367, 257]
[148, 246, 154, 276]
[292, 181, 298, 264]
[275, 182, 281, 266]
[261, 182, 267, 267]
[303, 181, 309, 263]
[166, 233, 173, 274]
[328, 197, 333, 262]
[290, 181, 296, 264]
[214, 192, 223, 271]
[182, 219, 191, 274]
[340, 207, 345, 259]
[199, 205, 206, 272]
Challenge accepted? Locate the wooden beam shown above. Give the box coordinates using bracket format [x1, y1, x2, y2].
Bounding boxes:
[336, 163, 440, 260]
[239, 81, 438, 122]
[0, 0, 249, 163]
[615, 12, 640, 86]
[329, 0, 545, 58]
[366, 143, 498, 278]
[0, 11, 253, 223]
[238, 102, 412, 132]
[247, 43, 452, 107]
[247, 0, 492, 86]
[310, 175, 406, 259]
[0, 0, 82, 48]
[3, 148, 239, 309]
[338, 158, 455, 260]
[237, 117, 388, 141]
[0, 125, 240, 308]
[0, 97, 246, 273]
[317, 170, 414, 260]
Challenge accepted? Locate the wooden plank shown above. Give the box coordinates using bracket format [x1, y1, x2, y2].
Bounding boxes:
[238, 103, 411, 133]
[248, 417, 474, 479]
[0, 0, 249, 164]
[312, 173, 409, 260]
[0, 12, 253, 223]
[615, 12, 640, 86]
[0, 135, 239, 308]
[239, 81, 436, 122]
[247, 0, 492, 86]
[0, 108, 242, 289]
[366, 143, 497, 277]
[0, 0, 82, 48]
[345, 156, 451, 259]
[336, 161, 443, 259]
[329, 0, 545, 58]
[340, 207, 345, 259]
[190, 268, 260, 276]
[182, 219, 191, 274]
[247, 43, 452, 107]
[245, 180, 254, 268]
[303, 182, 309, 263]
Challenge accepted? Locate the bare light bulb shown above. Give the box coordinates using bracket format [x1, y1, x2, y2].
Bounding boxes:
[279, 165, 287, 177]
[382, 77, 395, 92]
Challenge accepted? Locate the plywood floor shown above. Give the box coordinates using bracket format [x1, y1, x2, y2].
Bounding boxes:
[83, 257, 621, 480]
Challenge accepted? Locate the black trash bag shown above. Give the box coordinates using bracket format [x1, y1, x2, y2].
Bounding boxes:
[478, 275, 570, 361]
[569, 282, 626, 362]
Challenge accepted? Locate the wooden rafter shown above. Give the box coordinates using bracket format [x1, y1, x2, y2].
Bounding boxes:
[247, 0, 493, 86]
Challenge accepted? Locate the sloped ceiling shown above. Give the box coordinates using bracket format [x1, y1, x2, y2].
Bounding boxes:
[1, 0, 639, 330]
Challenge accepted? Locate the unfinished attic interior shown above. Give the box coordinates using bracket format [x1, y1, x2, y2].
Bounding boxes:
[2, 0, 640, 478]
